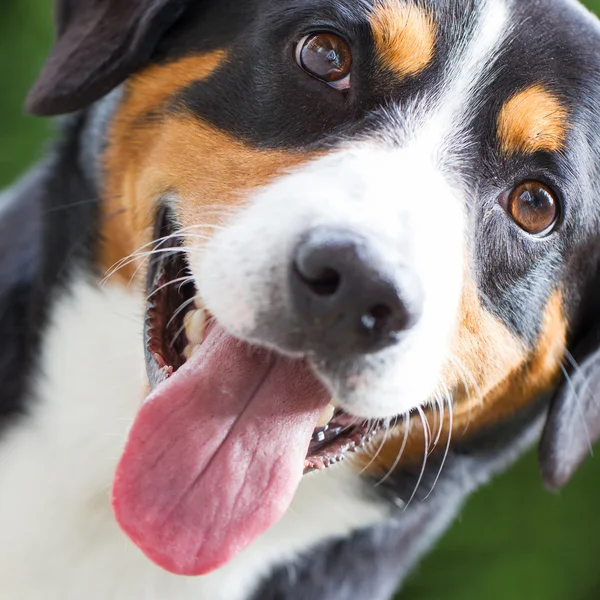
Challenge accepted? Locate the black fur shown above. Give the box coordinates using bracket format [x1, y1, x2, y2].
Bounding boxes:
[0, 116, 99, 424]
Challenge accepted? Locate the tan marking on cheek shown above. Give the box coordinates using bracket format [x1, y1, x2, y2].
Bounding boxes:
[369, 1, 437, 78]
[497, 85, 569, 155]
[485, 291, 567, 420]
[355, 289, 567, 477]
[100, 51, 313, 282]
[100, 51, 227, 281]
[442, 281, 526, 408]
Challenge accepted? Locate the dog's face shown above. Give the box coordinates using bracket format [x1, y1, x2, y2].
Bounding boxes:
[29, 0, 600, 580]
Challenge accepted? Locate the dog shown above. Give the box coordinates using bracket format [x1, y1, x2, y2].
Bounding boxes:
[1, 0, 600, 598]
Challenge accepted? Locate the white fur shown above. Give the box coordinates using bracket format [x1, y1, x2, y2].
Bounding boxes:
[0, 276, 388, 600]
[428, 0, 510, 141]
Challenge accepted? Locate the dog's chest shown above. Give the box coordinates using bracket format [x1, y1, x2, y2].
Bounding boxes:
[0, 274, 387, 600]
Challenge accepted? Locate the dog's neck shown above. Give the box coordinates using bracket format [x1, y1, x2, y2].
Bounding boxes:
[0, 112, 103, 424]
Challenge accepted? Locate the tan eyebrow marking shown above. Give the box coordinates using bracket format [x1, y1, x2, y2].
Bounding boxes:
[369, 1, 437, 78]
[497, 84, 570, 155]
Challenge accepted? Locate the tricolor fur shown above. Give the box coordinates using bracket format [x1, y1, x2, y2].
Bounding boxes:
[2, 0, 600, 598]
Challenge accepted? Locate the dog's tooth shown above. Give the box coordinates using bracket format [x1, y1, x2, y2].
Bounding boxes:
[183, 312, 194, 343]
[316, 403, 336, 427]
[184, 309, 207, 345]
[183, 344, 194, 361]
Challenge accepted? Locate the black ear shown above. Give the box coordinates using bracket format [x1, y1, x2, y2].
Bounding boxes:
[540, 322, 600, 490]
[26, 0, 191, 116]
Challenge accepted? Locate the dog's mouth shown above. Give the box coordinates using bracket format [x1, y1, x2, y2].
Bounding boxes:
[144, 208, 382, 471]
[112, 208, 384, 577]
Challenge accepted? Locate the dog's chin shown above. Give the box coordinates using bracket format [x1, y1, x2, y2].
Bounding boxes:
[143, 207, 397, 472]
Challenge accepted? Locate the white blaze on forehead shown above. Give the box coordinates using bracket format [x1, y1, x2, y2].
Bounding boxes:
[436, 0, 510, 127]
[393, 0, 510, 161]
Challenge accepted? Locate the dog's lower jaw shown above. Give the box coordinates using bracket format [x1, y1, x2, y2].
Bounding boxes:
[0, 272, 389, 600]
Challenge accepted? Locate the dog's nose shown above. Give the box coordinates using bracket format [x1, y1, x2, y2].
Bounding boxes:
[290, 227, 422, 356]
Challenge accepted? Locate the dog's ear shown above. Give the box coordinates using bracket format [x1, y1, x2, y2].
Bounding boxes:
[540, 301, 600, 490]
[26, 0, 191, 116]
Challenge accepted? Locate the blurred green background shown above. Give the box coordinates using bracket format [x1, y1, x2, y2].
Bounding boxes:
[2, 1, 600, 599]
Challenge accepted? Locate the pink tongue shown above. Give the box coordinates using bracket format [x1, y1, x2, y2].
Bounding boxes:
[112, 325, 330, 576]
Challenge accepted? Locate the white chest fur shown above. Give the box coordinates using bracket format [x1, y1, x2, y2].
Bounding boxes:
[0, 275, 388, 600]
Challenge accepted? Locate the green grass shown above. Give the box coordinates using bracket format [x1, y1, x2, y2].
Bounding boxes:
[402, 454, 600, 600]
[1, 2, 600, 599]
[0, 1, 53, 184]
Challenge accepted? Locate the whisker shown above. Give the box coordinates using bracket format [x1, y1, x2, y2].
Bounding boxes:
[146, 276, 194, 302]
[166, 296, 199, 330]
[404, 407, 430, 510]
[450, 355, 481, 398]
[169, 321, 189, 350]
[101, 223, 217, 284]
[357, 420, 391, 476]
[425, 391, 453, 499]
[104, 248, 190, 278]
[558, 359, 593, 456]
[376, 413, 411, 488]
[449, 355, 479, 435]
[431, 392, 445, 450]
[102, 246, 189, 285]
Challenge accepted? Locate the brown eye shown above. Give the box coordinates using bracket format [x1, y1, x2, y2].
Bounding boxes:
[296, 33, 352, 89]
[506, 181, 560, 236]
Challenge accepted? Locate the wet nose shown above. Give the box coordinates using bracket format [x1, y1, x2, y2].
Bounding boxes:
[290, 227, 422, 356]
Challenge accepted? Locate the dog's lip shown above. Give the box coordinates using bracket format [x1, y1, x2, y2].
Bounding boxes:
[305, 412, 385, 471]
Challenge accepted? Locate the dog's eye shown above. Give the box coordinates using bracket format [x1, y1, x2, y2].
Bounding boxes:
[296, 33, 352, 90]
[505, 181, 560, 236]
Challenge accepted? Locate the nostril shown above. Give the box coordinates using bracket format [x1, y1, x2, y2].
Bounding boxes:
[295, 265, 341, 297]
[362, 304, 393, 333]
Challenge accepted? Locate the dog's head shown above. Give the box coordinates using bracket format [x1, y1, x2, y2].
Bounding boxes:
[29, 0, 600, 577]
